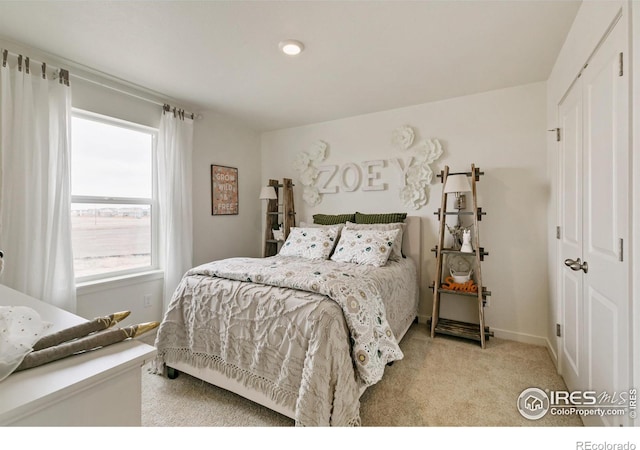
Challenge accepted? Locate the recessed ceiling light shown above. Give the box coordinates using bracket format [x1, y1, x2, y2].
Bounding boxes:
[279, 39, 304, 56]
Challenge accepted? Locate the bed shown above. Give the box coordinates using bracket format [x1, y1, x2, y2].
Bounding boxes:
[153, 216, 421, 426]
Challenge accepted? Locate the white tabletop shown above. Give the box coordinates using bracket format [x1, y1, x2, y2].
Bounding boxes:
[0, 284, 156, 424]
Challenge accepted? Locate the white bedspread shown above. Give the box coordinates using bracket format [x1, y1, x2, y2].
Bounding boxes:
[154, 255, 417, 426]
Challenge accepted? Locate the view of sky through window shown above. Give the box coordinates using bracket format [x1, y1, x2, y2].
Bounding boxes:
[71, 116, 152, 199]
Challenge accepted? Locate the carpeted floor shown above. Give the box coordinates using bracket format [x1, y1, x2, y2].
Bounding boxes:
[140, 323, 582, 427]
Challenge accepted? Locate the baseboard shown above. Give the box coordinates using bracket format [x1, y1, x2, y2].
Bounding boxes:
[417, 313, 430, 324]
[490, 327, 547, 347]
[545, 337, 559, 370]
[422, 314, 549, 347]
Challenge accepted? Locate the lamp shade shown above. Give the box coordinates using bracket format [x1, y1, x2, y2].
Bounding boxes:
[443, 174, 472, 193]
[259, 186, 277, 200]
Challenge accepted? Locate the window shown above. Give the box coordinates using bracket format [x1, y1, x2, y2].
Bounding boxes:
[71, 110, 157, 281]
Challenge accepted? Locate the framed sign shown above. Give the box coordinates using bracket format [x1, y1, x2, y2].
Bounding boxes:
[211, 165, 238, 215]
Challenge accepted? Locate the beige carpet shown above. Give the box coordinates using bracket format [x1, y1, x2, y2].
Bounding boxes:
[140, 323, 582, 427]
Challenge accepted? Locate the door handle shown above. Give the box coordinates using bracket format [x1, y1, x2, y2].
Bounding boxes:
[564, 258, 588, 273]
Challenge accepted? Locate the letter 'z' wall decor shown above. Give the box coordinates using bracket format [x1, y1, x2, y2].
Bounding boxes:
[293, 126, 443, 209]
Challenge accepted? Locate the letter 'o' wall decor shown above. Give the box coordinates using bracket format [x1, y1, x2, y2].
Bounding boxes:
[293, 126, 443, 209]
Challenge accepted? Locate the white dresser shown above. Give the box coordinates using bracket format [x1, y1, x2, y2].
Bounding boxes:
[0, 284, 156, 426]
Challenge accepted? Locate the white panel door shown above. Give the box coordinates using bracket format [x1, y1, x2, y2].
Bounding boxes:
[558, 17, 630, 427]
[580, 18, 629, 427]
[558, 78, 584, 395]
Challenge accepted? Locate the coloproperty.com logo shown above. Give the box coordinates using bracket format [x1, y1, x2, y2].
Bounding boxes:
[517, 387, 637, 420]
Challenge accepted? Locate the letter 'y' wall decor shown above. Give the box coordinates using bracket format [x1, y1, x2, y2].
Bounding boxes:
[393, 126, 443, 210]
[293, 126, 443, 209]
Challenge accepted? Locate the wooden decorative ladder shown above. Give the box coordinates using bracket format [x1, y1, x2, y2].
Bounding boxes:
[429, 164, 493, 348]
[264, 178, 296, 257]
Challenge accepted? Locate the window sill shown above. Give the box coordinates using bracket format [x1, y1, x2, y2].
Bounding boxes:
[76, 269, 164, 296]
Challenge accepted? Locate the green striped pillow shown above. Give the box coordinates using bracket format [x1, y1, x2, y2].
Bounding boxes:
[354, 212, 407, 224]
[313, 213, 355, 225]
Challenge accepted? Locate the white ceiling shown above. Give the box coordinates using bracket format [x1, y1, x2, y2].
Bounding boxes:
[0, 1, 581, 132]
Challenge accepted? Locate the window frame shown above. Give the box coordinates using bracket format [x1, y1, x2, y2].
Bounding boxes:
[71, 108, 159, 283]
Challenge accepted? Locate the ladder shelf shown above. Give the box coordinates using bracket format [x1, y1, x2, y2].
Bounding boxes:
[263, 178, 296, 257]
[430, 164, 491, 348]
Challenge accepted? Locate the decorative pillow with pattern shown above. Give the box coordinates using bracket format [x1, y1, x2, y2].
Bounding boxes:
[330, 228, 400, 267]
[344, 221, 405, 261]
[300, 221, 344, 239]
[279, 227, 338, 260]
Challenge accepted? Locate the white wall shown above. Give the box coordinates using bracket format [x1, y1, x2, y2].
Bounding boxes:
[545, 0, 627, 365]
[262, 82, 549, 344]
[72, 78, 162, 129]
[76, 272, 164, 327]
[192, 112, 262, 266]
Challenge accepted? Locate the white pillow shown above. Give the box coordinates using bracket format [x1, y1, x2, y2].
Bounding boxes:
[299, 221, 344, 239]
[344, 221, 404, 261]
[279, 227, 338, 260]
[330, 228, 400, 267]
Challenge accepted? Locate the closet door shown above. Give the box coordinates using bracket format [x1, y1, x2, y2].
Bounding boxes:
[580, 17, 629, 427]
[558, 78, 583, 397]
[558, 17, 629, 427]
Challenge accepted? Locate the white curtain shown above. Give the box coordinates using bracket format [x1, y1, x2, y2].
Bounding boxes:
[0, 63, 76, 312]
[155, 111, 193, 311]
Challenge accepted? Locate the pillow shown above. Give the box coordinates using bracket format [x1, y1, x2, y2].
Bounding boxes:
[330, 228, 400, 267]
[313, 213, 355, 225]
[279, 227, 338, 260]
[344, 221, 404, 261]
[300, 221, 343, 230]
[354, 212, 407, 224]
[300, 221, 344, 239]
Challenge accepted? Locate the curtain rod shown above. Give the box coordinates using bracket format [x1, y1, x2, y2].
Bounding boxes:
[2, 48, 199, 120]
[2, 48, 68, 84]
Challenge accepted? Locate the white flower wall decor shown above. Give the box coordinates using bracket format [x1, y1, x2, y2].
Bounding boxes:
[391, 125, 415, 151]
[294, 140, 328, 206]
[392, 126, 443, 210]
